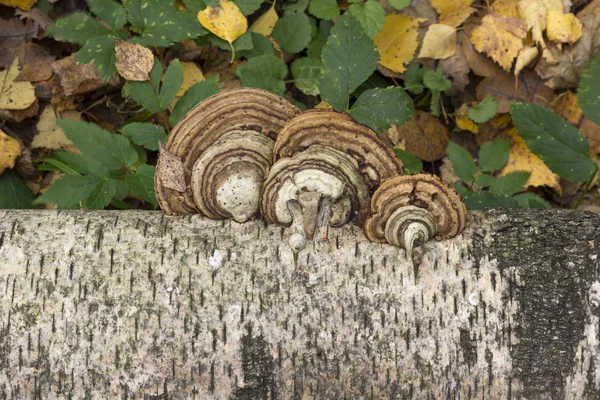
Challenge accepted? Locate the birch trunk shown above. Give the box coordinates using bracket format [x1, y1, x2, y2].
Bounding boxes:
[0, 209, 599, 399]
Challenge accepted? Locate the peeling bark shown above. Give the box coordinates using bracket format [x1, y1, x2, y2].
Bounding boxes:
[0, 209, 599, 399]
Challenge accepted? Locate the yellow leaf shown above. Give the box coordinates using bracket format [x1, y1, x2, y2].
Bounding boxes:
[198, 0, 247, 60]
[517, 0, 562, 45]
[374, 14, 424, 73]
[491, 0, 521, 19]
[32, 106, 80, 151]
[250, 4, 278, 36]
[455, 104, 478, 133]
[0, 58, 36, 111]
[470, 13, 526, 71]
[431, 0, 476, 28]
[419, 24, 457, 60]
[178, 62, 205, 97]
[514, 46, 539, 77]
[0, 129, 21, 174]
[0, 0, 35, 10]
[501, 128, 561, 194]
[314, 101, 332, 109]
[546, 11, 583, 44]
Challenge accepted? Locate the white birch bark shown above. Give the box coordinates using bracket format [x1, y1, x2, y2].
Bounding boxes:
[0, 209, 598, 399]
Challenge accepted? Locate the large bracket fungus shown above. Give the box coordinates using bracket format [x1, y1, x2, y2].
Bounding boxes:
[363, 174, 467, 268]
[154, 89, 300, 221]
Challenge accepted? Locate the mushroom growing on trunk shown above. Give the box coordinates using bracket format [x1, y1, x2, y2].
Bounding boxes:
[155, 89, 300, 221]
[363, 174, 467, 274]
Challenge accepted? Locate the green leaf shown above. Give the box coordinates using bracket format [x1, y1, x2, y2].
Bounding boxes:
[236, 55, 287, 96]
[393, 149, 423, 174]
[577, 54, 600, 126]
[478, 139, 510, 172]
[348, 87, 414, 133]
[233, 0, 263, 15]
[76, 36, 117, 80]
[47, 12, 110, 45]
[35, 175, 100, 207]
[124, 0, 206, 47]
[53, 151, 110, 178]
[510, 102, 597, 183]
[292, 58, 323, 96]
[423, 68, 451, 92]
[474, 173, 496, 188]
[348, 0, 385, 39]
[87, 0, 127, 29]
[58, 120, 138, 170]
[447, 141, 477, 183]
[238, 33, 275, 58]
[120, 123, 168, 151]
[284, 0, 309, 14]
[82, 178, 118, 210]
[388, 0, 410, 10]
[462, 191, 519, 210]
[0, 170, 35, 209]
[271, 12, 312, 53]
[309, 0, 340, 20]
[468, 95, 499, 123]
[490, 171, 530, 196]
[124, 164, 157, 206]
[209, 31, 254, 54]
[182, 0, 207, 13]
[319, 12, 379, 111]
[159, 59, 183, 110]
[307, 33, 328, 59]
[513, 192, 551, 209]
[125, 59, 163, 112]
[404, 64, 425, 94]
[170, 76, 220, 126]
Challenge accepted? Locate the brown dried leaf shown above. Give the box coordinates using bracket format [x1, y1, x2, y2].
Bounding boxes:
[470, 13, 526, 71]
[0, 18, 37, 68]
[115, 41, 154, 82]
[13, 42, 55, 82]
[51, 54, 105, 96]
[157, 142, 186, 192]
[388, 110, 450, 162]
[440, 34, 470, 95]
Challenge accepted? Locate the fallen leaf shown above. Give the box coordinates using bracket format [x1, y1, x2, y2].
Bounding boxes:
[456, 103, 479, 133]
[178, 62, 205, 96]
[0, 18, 37, 68]
[461, 27, 506, 77]
[0, 0, 36, 10]
[374, 14, 424, 73]
[580, 119, 600, 155]
[431, 0, 476, 27]
[12, 42, 55, 82]
[157, 142, 186, 192]
[250, 3, 278, 36]
[0, 129, 22, 174]
[514, 46, 539, 77]
[419, 24, 457, 59]
[470, 13, 526, 71]
[32, 106, 80, 151]
[0, 98, 38, 122]
[546, 11, 583, 43]
[501, 127, 562, 194]
[439, 35, 470, 95]
[0, 58, 36, 110]
[491, 0, 521, 19]
[314, 101, 332, 108]
[14, 7, 53, 30]
[52, 54, 105, 96]
[386, 110, 450, 161]
[552, 91, 600, 155]
[115, 41, 154, 81]
[517, 0, 562, 45]
[198, 0, 247, 59]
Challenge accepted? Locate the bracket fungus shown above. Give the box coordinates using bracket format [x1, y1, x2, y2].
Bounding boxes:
[154, 89, 300, 221]
[363, 174, 467, 268]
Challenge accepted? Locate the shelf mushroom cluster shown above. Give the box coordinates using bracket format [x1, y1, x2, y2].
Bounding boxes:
[155, 89, 467, 264]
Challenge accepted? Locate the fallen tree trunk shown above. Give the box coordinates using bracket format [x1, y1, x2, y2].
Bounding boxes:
[0, 209, 599, 399]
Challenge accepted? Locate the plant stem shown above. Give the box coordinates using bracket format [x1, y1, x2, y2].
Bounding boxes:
[573, 164, 599, 209]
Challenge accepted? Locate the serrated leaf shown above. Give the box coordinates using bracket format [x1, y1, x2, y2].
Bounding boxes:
[578, 54, 600, 126]
[320, 12, 379, 111]
[307, 33, 327, 59]
[490, 171, 530, 196]
[209, 31, 254, 53]
[236, 55, 287, 95]
[479, 139, 510, 172]
[271, 12, 312, 53]
[468, 95, 499, 123]
[393, 149, 422, 174]
[87, 0, 127, 29]
[0, 170, 35, 209]
[125, 0, 206, 47]
[348, 0, 385, 38]
[35, 175, 100, 207]
[170, 76, 220, 126]
[462, 190, 519, 210]
[447, 141, 477, 182]
[238, 33, 275, 58]
[75, 36, 117, 81]
[403, 64, 425, 94]
[348, 87, 414, 133]
[283, 0, 309, 14]
[374, 14, 423, 73]
[120, 123, 168, 151]
[182, 0, 207, 13]
[125, 59, 163, 112]
[510, 102, 596, 183]
[291, 58, 322, 95]
[159, 60, 183, 110]
[233, 0, 263, 15]
[474, 173, 496, 187]
[82, 178, 118, 210]
[309, 0, 340, 20]
[57, 120, 138, 170]
[423, 68, 452, 91]
[47, 12, 110, 45]
[53, 151, 110, 178]
[124, 164, 157, 206]
[513, 192, 551, 209]
[388, 0, 410, 10]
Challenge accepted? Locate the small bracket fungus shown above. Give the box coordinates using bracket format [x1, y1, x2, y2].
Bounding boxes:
[155, 89, 300, 219]
[363, 174, 467, 268]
